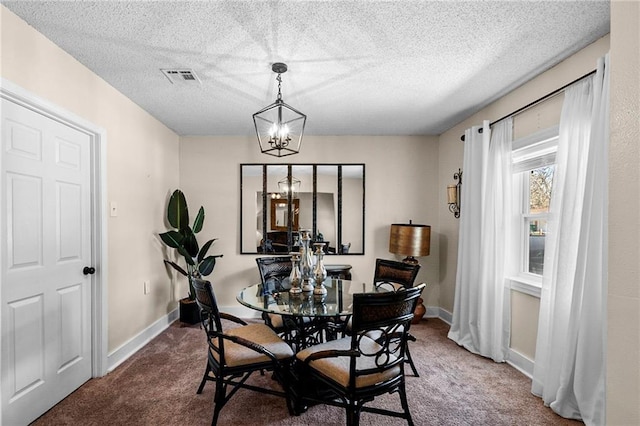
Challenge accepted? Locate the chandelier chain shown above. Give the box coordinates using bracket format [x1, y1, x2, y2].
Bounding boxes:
[276, 74, 283, 101]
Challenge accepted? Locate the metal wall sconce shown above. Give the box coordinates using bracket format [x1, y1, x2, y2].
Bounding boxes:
[253, 62, 307, 157]
[447, 168, 462, 218]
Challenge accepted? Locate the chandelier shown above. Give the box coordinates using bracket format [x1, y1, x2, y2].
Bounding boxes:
[278, 176, 301, 197]
[271, 176, 301, 199]
[253, 63, 306, 157]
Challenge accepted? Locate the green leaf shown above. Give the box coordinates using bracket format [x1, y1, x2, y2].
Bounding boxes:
[163, 260, 188, 276]
[159, 230, 184, 248]
[177, 246, 195, 265]
[192, 207, 205, 233]
[197, 238, 217, 263]
[198, 256, 218, 276]
[167, 190, 189, 230]
[183, 231, 199, 258]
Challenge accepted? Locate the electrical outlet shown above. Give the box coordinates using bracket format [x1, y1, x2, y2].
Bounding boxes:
[143, 281, 150, 294]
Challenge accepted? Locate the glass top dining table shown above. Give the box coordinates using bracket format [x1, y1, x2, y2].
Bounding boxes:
[236, 278, 382, 318]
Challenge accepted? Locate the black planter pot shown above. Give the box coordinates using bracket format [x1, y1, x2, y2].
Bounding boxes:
[179, 298, 200, 325]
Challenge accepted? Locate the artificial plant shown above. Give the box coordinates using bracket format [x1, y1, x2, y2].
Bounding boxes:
[159, 189, 222, 299]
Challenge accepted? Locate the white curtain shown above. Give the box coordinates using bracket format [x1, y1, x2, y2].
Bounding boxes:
[448, 118, 513, 362]
[532, 54, 609, 426]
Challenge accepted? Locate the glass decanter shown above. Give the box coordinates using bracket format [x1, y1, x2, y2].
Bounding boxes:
[313, 242, 327, 295]
[288, 252, 302, 294]
[299, 229, 314, 292]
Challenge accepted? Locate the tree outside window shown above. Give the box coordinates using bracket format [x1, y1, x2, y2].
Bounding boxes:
[527, 166, 554, 274]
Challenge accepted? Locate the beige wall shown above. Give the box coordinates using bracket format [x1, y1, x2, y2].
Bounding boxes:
[1, 7, 181, 353]
[179, 135, 440, 311]
[608, 2, 640, 424]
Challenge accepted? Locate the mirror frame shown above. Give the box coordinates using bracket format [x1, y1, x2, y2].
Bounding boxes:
[270, 198, 299, 231]
[240, 163, 365, 255]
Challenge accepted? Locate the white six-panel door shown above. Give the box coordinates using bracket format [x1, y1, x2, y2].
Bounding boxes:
[1, 98, 93, 425]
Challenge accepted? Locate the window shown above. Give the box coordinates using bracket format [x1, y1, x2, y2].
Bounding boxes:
[524, 166, 554, 275]
[512, 126, 558, 286]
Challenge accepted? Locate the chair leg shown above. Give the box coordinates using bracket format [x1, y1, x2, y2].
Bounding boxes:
[405, 344, 420, 377]
[398, 380, 414, 426]
[197, 362, 211, 394]
[211, 378, 226, 426]
[346, 401, 362, 426]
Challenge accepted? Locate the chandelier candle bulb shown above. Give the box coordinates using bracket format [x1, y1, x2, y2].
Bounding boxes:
[447, 185, 458, 204]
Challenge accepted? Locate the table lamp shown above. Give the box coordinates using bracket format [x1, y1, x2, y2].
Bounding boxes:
[389, 221, 431, 323]
[388, 222, 431, 264]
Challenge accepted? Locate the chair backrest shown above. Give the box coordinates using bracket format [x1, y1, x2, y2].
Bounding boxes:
[191, 277, 223, 335]
[348, 285, 423, 382]
[256, 256, 292, 293]
[373, 258, 420, 290]
[351, 285, 422, 333]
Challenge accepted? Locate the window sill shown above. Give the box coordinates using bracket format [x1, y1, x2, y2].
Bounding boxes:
[508, 276, 542, 298]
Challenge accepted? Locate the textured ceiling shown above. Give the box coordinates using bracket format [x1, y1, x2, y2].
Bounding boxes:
[3, 1, 610, 136]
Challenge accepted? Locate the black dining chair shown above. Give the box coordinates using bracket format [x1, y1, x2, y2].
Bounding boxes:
[373, 258, 423, 377]
[373, 258, 421, 291]
[191, 277, 295, 425]
[294, 284, 425, 426]
[255, 256, 317, 349]
[255, 256, 293, 332]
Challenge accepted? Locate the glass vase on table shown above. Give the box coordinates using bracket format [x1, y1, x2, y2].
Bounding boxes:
[313, 243, 327, 295]
[299, 229, 315, 292]
[289, 252, 302, 295]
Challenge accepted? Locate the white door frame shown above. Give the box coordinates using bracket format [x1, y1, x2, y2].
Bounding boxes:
[0, 78, 109, 384]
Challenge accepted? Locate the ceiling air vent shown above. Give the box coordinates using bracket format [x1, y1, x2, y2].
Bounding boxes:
[161, 69, 201, 84]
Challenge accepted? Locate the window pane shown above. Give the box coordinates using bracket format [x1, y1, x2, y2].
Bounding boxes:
[529, 165, 555, 214]
[528, 219, 548, 274]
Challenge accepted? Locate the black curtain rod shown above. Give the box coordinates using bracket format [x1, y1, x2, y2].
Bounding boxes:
[460, 69, 597, 141]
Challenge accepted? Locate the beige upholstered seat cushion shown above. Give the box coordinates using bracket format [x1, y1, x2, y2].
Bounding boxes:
[268, 313, 285, 329]
[211, 323, 294, 367]
[296, 336, 401, 388]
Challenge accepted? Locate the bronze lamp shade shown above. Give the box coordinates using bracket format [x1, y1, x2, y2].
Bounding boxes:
[389, 223, 431, 264]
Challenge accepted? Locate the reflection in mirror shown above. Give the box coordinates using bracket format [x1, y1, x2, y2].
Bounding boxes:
[316, 165, 338, 253]
[271, 198, 299, 231]
[240, 164, 365, 255]
[341, 165, 364, 254]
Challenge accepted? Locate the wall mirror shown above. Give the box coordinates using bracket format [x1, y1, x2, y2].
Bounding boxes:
[240, 163, 365, 255]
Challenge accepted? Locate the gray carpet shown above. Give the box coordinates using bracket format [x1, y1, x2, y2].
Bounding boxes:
[32, 318, 582, 425]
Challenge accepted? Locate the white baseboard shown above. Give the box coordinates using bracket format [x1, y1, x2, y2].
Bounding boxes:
[107, 308, 180, 372]
[425, 305, 439, 318]
[436, 307, 453, 325]
[419, 305, 453, 325]
[507, 348, 534, 379]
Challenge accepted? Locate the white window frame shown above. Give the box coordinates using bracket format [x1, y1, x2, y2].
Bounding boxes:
[510, 126, 559, 296]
